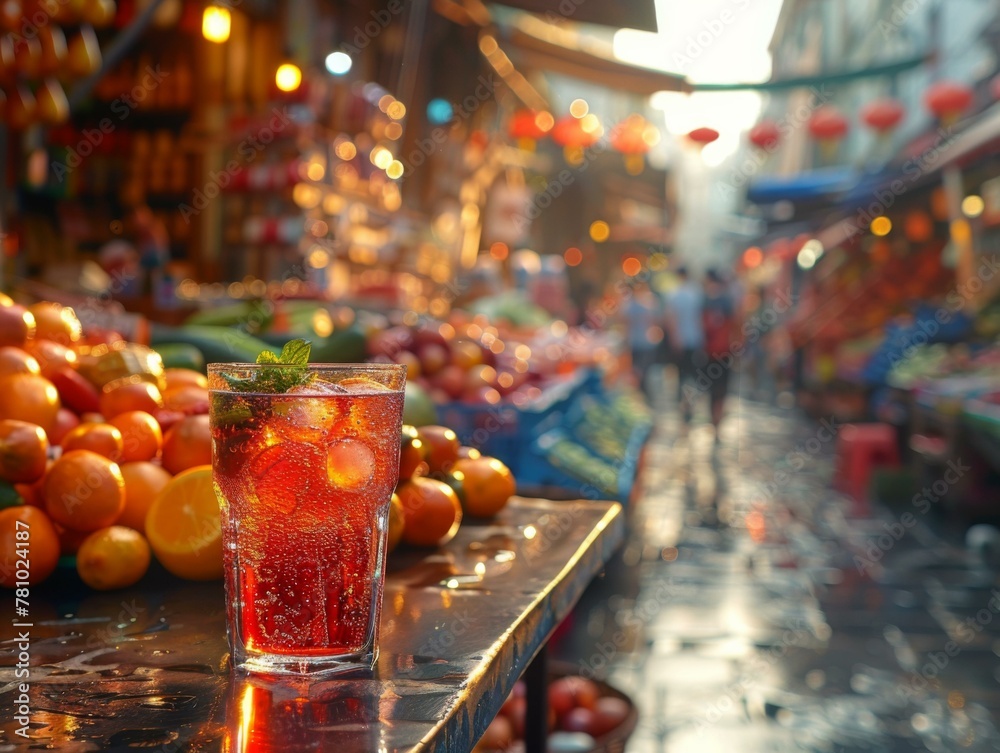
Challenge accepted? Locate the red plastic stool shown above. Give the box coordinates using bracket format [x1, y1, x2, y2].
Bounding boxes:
[834, 423, 900, 514]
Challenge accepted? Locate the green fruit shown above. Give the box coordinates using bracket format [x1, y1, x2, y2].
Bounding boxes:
[403, 382, 438, 427]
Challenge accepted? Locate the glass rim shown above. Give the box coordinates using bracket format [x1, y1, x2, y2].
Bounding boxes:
[207, 363, 406, 371]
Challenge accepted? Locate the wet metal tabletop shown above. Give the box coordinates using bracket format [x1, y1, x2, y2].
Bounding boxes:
[0, 497, 624, 752]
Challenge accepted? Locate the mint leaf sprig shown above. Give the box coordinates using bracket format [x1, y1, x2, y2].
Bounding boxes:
[222, 339, 315, 394]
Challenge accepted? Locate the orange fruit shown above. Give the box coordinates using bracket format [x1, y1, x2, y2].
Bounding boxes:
[415, 425, 461, 473]
[163, 368, 208, 391]
[399, 425, 428, 480]
[161, 415, 211, 474]
[452, 457, 516, 518]
[99, 377, 163, 418]
[396, 476, 462, 547]
[24, 338, 78, 378]
[387, 492, 405, 553]
[0, 304, 35, 348]
[162, 385, 209, 415]
[0, 505, 60, 587]
[50, 408, 80, 445]
[28, 302, 82, 346]
[80, 412, 105, 424]
[117, 461, 171, 533]
[60, 422, 124, 461]
[13, 482, 40, 507]
[145, 465, 223, 580]
[0, 346, 40, 378]
[0, 373, 60, 434]
[109, 411, 162, 463]
[44, 449, 125, 532]
[0, 419, 49, 483]
[76, 526, 151, 590]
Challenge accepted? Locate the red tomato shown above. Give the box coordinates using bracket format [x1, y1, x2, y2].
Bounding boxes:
[49, 367, 100, 413]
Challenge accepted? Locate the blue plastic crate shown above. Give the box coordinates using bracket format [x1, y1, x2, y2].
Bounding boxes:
[435, 401, 521, 469]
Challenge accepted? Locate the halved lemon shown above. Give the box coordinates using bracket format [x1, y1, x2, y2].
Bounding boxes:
[145, 465, 223, 580]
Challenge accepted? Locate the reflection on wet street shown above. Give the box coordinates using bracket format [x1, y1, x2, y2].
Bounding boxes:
[555, 386, 1000, 753]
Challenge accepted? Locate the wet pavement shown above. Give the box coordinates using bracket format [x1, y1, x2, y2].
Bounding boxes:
[553, 382, 1000, 753]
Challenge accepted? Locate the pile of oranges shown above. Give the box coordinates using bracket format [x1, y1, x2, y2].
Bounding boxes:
[0, 297, 222, 591]
[390, 424, 516, 551]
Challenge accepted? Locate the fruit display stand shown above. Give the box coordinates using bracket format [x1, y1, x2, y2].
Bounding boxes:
[3, 497, 626, 753]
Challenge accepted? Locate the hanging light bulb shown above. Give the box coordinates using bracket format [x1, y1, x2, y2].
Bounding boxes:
[202, 5, 231, 43]
[276, 62, 302, 92]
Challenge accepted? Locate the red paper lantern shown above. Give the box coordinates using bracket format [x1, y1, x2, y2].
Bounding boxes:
[860, 98, 905, 132]
[687, 127, 719, 146]
[552, 113, 602, 164]
[807, 106, 849, 141]
[610, 114, 659, 174]
[552, 114, 601, 148]
[508, 109, 552, 141]
[925, 81, 973, 123]
[749, 120, 781, 149]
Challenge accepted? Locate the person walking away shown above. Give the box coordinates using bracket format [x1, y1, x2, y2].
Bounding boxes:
[702, 269, 736, 434]
[665, 266, 705, 424]
[623, 279, 664, 399]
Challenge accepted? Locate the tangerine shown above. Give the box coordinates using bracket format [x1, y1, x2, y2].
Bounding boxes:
[161, 414, 211, 474]
[0, 304, 35, 348]
[145, 465, 222, 580]
[44, 449, 125, 532]
[396, 476, 462, 547]
[0, 419, 48, 483]
[28, 302, 82, 345]
[452, 457, 516, 518]
[76, 525, 151, 590]
[163, 368, 208, 391]
[415, 425, 461, 473]
[117, 461, 171, 533]
[0, 505, 60, 587]
[0, 373, 60, 435]
[25, 338, 78, 378]
[100, 377, 163, 418]
[109, 411, 162, 463]
[0, 346, 40, 378]
[60, 422, 124, 461]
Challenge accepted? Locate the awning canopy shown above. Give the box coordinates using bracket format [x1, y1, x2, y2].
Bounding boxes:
[502, 24, 690, 95]
[746, 167, 859, 205]
[493, 0, 657, 32]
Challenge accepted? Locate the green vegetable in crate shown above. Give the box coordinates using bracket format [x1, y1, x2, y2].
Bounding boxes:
[184, 301, 273, 331]
[154, 343, 205, 372]
[150, 324, 278, 364]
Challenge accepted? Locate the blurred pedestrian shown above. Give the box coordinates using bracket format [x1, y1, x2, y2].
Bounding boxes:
[130, 205, 170, 297]
[623, 278, 664, 399]
[666, 266, 704, 424]
[702, 269, 736, 432]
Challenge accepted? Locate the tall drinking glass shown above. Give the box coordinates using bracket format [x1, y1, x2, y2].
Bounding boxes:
[208, 363, 405, 675]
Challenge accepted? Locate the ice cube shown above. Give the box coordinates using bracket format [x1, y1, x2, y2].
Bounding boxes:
[326, 439, 376, 489]
[337, 376, 391, 393]
[271, 383, 345, 441]
[250, 442, 323, 513]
